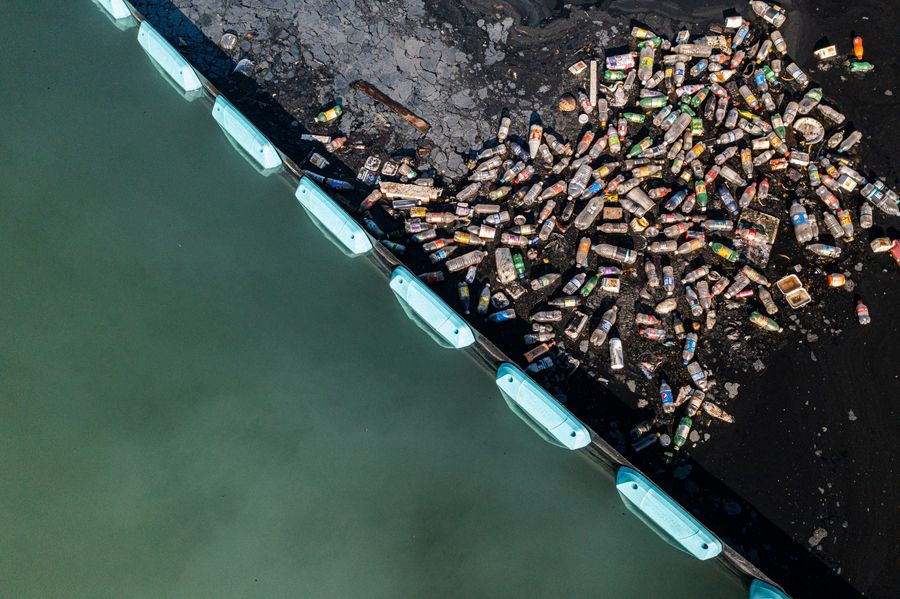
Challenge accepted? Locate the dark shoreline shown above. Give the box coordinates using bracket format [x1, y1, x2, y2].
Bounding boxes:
[126, 1, 899, 596]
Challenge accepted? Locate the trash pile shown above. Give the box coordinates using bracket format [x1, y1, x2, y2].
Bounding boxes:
[330, 1, 900, 455]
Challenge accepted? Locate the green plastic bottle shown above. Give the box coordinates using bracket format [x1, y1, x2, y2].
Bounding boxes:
[512, 252, 526, 279]
[315, 104, 343, 123]
[638, 96, 667, 110]
[749, 311, 783, 333]
[709, 241, 740, 263]
[673, 417, 693, 450]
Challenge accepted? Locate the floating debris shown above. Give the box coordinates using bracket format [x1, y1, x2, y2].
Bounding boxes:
[314, 1, 899, 455]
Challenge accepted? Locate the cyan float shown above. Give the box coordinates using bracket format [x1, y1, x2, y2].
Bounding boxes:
[211, 96, 282, 172]
[295, 177, 372, 256]
[495, 363, 590, 450]
[616, 466, 722, 560]
[389, 266, 475, 349]
[137, 22, 202, 93]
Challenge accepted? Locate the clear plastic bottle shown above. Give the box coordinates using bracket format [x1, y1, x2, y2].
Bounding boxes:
[790, 201, 813, 243]
[805, 244, 842, 258]
[446, 250, 485, 273]
[609, 337, 625, 370]
[567, 163, 593, 198]
[594, 244, 637, 265]
[590, 305, 619, 347]
[687, 361, 708, 390]
[574, 196, 605, 230]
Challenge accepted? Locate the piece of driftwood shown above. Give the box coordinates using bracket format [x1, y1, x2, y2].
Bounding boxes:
[353, 80, 431, 134]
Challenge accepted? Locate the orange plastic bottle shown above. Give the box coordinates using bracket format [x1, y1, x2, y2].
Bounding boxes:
[853, 36, 864, 61]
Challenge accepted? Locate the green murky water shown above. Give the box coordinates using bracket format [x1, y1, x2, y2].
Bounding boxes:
[0, 2, 744, 597]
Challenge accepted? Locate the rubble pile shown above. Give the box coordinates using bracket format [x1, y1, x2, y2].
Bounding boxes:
[328, 1, 900, 454]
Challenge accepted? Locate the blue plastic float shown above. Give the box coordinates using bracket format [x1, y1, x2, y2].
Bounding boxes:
[495, 363, 590, 450]
[94, 0, 132, 20]
[388, 266, 475, 349]
[616, 466, 722, 560]
[749, 579, 792, 599]
[137, 22, 202, 93]
[211, 96, 282, 171]
[294, 177, 372, 256]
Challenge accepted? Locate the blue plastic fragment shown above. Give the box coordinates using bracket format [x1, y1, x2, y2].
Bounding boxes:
[137, 22, 202, 93]
[210, 96, 282, 171]
[294, 177, 372, 256]
[616, 466, 722, 560]
[95, 0, 132, 19]
[495, 363, 590, 450]
[749, 579, 792, 599]
[389, 266, 475, 349]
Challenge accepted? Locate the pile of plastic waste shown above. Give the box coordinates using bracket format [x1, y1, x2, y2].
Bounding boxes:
[341, 1, 900, 454]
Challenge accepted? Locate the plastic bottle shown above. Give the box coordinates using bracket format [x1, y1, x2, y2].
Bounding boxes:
[685, 286, 702, 317]
[574, 196, 605, 230]
[660, 379, 674, 413]
[790, 201, 813, 243]
[590, 305, 619, 347]
[827, 273, 846, 287]
[567, 164, 593, 199]
[710, 242, 740, 262]
[639, 327, 667, 342]
[749, 311, 782, 332]
[638, 46, 655, 82]
[548, 296, 580, 309]
[524, 340, 556, 363]
[565, 312, 590, 339]
[836, 208, 855, 240]
[497, 112, 511, 142]
[526, 356, 553, 374]
[428, 246, 457, 263]
[662, 265, 676, 296]
[645, 261, 661, 288]
[580, 275, 599, 298]
[759, 287, 778, 314]
[632, 433, 661, 452]
[531, 310, 563, 323]
[609, 337, 625, 370]
[676, 238, 705, 256]
[687, 361, 707, 390]
[485, 307, 516, 323]
[594, 244, 637, 265]
[531, 273, 560, 291]
[649, 240, 678, 254]
[805, 244, 842, 258]
[853, 36, 864, 61]
[563, 273, 587, 295]
[682, 332, 698, 364]
[860, 203, 874, 229]
[315, 104, 343, 123]
[495, 248, 517, 284]
[476, 284, 491, 315]
[512, 253, 526, 278]
[630, 420, 654, 441]
[446, 250, 485, 273]
[635, 313, 662, 327]
[673, 416, 693, 450]
[673, 312, 686, 339]
[456, 282, 470, 314]
[856, 297, 871, 325]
